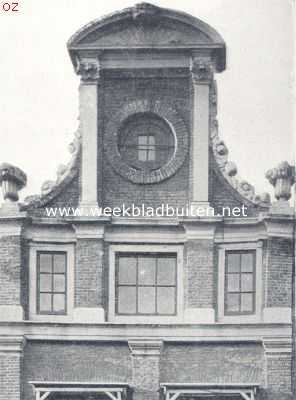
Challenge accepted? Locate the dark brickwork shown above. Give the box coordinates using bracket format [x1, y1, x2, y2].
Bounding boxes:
[75, 239, 104, 307]
[22, 341, 132, 400]
[266, 238, 293, 307]
[101, 75, 190, 209]
[160, 343, 264, 383]
[0, 235, 22, 306]
[185, 239, 214, 308]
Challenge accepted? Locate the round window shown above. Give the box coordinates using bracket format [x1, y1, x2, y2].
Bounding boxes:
[118, 113, 175, 171]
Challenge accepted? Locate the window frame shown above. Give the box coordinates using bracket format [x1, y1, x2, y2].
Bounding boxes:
[224, 250, 256, 316]
[108, 244, 184, 323]
[36, 251, 68, 316]
[115, 252, 177, 316]
[218, 242, 263, 323]
[29, 243, 74, 322]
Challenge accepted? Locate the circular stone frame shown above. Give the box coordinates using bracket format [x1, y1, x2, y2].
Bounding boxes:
[104, 99, 189, 184]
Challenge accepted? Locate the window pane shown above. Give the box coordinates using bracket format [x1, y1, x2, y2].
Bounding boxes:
[138, 136, 148, 145]
[138, 287, 155, 314]
[53, 254, 66, 274]
[118, 287, 136, 314]
[157, 257, 176, 285]
[40, 274, 52, 292]
[138, 149, 147, 161]
[53, 294, 66, 312]
[157, 287, 175, 315]
[54, 274, 65, 292]
[226, 253, 240, 273]
[148, 136, 155, 145]
[241, 253, 254, 272]
[39, 293, 52, 312]
[226, 274, 240, 292]
[225, 293, 240, 313]
[241, 273, 254, 292]
[118, 256, 137, 285]
[147, 148, 155, 161]
[138, 257, 156, 285]
[39, 254, 52, 273]
[241, 293, 254, 312]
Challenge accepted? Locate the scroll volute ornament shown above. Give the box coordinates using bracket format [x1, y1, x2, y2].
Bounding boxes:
[0, 163, 27, 202]
[266, 161, 295, 201]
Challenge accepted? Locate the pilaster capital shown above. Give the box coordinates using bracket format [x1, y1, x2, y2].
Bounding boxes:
[0, 336, 26, 353]
[128, 339, 163, 356]
[73, 222, 105, 239]
[263, 336, 292, 356]
[190, 56, 214, 84]
[75, 57, 101, 83]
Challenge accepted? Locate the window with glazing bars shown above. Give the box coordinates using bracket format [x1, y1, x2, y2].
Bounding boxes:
[138, 135, 156, 161]
[115, 253, 177, 315]
[37, 251, 67, 315]
[224, 250, 256, 315]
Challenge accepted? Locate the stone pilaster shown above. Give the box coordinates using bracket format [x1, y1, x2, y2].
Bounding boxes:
[0, 336, 26, 400]
[128, 339, 163, 400]
[190, 54, 214, 209]
[76, 57, 100, 210]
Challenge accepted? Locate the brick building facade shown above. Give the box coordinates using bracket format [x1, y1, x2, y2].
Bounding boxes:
[0, 3, 295, 400]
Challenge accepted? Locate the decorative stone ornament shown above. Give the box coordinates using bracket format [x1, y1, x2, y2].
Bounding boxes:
[0, 163, 27, 202]
[191, 57, 214, 84]
[266, 161, 295, 201]
[75, 57, 100, 82]
[132, 2, 159, 19]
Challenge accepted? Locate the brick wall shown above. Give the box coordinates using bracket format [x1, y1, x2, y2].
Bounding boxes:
[0, 235, 22, 306]
[101, 75, 190, 209]
[160, 343, 264, 383]
[75, 239, 104, 307]
[266, 238, 293, 307]
[185, 239, 214, 308]
[0, 352, 22, 400]
[22, 341, 132, 400]
[266, 355, 292, 392]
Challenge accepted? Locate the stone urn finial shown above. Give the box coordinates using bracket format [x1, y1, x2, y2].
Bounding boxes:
[265, 161, 295, 201]
[0, 163, 27, 202]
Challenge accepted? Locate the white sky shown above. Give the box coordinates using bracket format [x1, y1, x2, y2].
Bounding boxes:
[0, 0, 294, 201]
